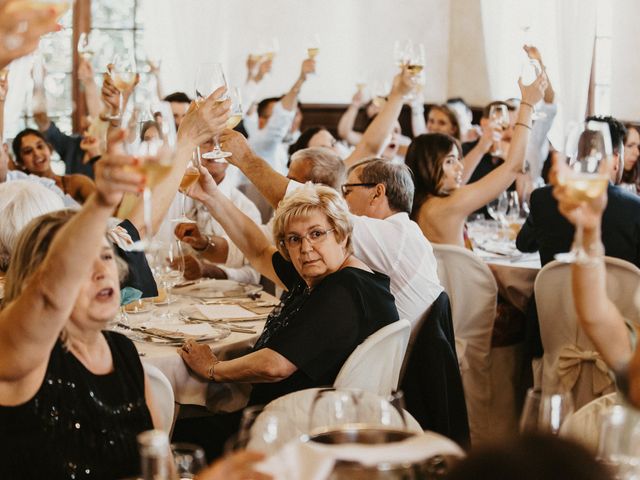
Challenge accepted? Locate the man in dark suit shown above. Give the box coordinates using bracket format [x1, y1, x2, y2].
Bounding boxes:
[516, 116, 640, 267]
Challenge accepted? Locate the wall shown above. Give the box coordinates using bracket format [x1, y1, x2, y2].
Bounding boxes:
[610, 0, 640, 122]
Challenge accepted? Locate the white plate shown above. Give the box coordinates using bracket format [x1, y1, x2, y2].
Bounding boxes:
[173, 279, 263, 299]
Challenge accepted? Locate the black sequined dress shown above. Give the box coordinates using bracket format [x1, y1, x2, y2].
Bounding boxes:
[0, 331, 153, 480]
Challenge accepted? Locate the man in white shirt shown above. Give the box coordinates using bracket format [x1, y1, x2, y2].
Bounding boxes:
[174, 137, 261, 285]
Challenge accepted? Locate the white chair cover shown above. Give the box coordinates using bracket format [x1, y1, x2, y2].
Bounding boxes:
[534, 258, 640, 410]
[143, 363, 175, 434]
[561, 392, 618, 452]
[431, 244, 498, 445]
[333, 319, 411, 396]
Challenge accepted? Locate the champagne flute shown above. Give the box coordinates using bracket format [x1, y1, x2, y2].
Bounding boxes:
[519, 388, 574, 435]
[306, 33, 320, 59]
[107, 51, 137, 121]
[194, 62, 231, 161]
[554, 121, 612, 263]
[77, 32, 95, 62]
[488, 104, 510, 157]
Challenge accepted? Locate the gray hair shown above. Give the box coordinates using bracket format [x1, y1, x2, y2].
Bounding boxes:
[290, 147, 346, 190]
[348, 158, 414, 214]
[0, 180, 65, 270]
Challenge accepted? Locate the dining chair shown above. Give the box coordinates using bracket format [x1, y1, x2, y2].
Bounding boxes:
[143, 363, 176, 434]
[333, 319, 411, 396]
[560, 392, 618, 451]
[431, 243, 498, 446]
[535, 257, 640, 410]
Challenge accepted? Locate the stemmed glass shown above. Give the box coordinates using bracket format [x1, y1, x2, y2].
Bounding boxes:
[520, 58, 546, 120]
[171, 154, 201, 224]
[230, 405, 290, 455]
[194, 62, 231, 161]
[596, 405, 640, 478]
[306, 33, 320, 59]
[371, 80, 390, 108]
[107, 51, 137, 121]
[407, 43, 425, 76]
[150, 239, 185, 322]
[554, 121, 612, 263]
[519, 388, 574, 435]
[487, 191, 509, 228]
[226, 87, 243, 131]
[77, 32, 95, 62]
[488, 104, 510, 157]
[171, 443, 206, 478]
[126, 121, 176, 252]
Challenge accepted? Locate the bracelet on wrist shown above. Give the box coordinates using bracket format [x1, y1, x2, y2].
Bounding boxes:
[207, 360, 221, 381]
[515, 122, 532, 130]
[194, 234, 211, 252]
[520, 101, 534, 109]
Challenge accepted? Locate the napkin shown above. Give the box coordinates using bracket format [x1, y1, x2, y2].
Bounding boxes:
[120, 287, 143, 306]
[255, 432, 465, 480]
[195, 304, 261, 320]
[142, 323, 217, 338]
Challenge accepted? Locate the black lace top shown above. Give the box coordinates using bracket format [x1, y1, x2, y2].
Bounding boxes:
[0, 331, 153, 480]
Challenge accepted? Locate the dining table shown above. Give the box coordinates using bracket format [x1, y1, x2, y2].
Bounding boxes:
[467, 219, 541, 313]
[111, 279, 278, 412]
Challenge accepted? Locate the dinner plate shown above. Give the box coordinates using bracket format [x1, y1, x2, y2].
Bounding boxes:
[179, 305, 269, 323]
[123, 300, 153, 314]
[173, 279, 263, 299]
[113, 321, 231, 346]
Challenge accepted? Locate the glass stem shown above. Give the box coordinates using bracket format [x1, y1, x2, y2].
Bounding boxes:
[213, 134, 222, 151]
[143, 187, 153, 242]
[181, 191, 188, 219]
[118, 92, 124, 120]
[574, 220, 586, 261]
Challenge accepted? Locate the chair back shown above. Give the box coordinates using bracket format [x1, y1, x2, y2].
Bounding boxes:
[431, 244, 498, 445]
[143, 363, 175, 434]
[333, 319, 411, 396]
[561, 392, 618, 451]
[534, 258, 640, 410]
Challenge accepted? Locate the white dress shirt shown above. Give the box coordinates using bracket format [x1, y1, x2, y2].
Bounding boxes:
[286, 181, 443, 328]
[247, 101, 295, 176]
[191, 177, 262, 284]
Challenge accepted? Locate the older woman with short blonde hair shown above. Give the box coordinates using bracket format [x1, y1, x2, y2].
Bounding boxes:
[179, 171, 398, 409]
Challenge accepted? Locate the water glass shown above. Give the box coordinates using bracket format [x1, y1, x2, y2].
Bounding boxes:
[520, 388, 574, 435]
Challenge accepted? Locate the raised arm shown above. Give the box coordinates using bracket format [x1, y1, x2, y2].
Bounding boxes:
[78, 57, 102, 120]
[219, 129, 290, 207]
[460, 119, 497, 184]
[280, 58, 315, 112]
[445, 72, 546, 215]
[337, 89, 365, 146]
[551, 158, 632, 369]
[183, 165, 282, 288]
[0, 70, 7, 144]
[0, 145, 144, 382]
[125, 88, 230, 237]
[345, 68, 416, 168]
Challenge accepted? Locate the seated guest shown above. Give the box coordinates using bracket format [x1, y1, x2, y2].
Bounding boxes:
[288, 126, 342, 157]
[287, 147, 346, 189]
[403, 71, 545, 246]
[0, 153, 160, 479]
[621, 125, 640, 193]
[216, 130, 442, 331]
[11, 128, 96, 204]
[0, 180, 64, 272]
[411, 103, 461, 140]
[179, 178, 397, 406]
[517, 116, 640, 267]
[140, 120, 162, 142]
[447, 97, 481, 143]
[173, 136, 262, 283]
[163, 91, 192, 129]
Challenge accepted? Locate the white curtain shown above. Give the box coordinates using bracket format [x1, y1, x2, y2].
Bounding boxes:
[480, 0, 596, 147]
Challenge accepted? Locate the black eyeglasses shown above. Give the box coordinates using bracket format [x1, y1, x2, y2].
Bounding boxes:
[341, 183, 377, 196]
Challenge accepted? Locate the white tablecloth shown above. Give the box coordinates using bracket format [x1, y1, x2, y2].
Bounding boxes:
[122, 290, 275, 411]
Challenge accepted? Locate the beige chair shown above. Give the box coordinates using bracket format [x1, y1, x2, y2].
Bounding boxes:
[561, 392, 618, 452]
[431, 244, 498, 445]
[333, 319, 411, 397]
[143, 363, 175, 434]
[534, 258, 640, 410]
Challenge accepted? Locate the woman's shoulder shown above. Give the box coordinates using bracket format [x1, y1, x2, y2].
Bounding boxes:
[326, 266, 391, 291]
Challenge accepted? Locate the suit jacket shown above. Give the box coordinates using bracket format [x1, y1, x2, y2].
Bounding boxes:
[401, 291, 470, 447]
[516, 184, 640, 267]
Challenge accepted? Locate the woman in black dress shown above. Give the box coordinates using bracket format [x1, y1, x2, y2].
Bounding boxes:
[0, 151, 158, 479]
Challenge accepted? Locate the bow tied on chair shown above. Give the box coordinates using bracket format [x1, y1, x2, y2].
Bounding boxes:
[556, 344, 614, 395]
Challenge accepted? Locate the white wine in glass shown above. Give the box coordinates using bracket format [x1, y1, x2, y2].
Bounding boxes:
[488, 104, 510, 157]
[194, 62, 232, 161]
[554, 120, 612, 263]
[106, 52, 137, 121]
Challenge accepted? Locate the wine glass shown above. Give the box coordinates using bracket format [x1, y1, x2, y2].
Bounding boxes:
[150, 239, 185, 322]
[520, 58, 546, 120]
[125, 130, 176, 252]
[488, 104, 510, 157]
[77, 32, 95, 62]
[308, 388, 360, 436]
[371, 80, 390, 108]
[107, 51, 137, 121]
[407, 43, 425, 76]
[171, 155, 200, 224]
[596, 405, 640, 478]
[393, 39, 411, 68]
[554, 121, 612, 263]
[171, 443, 206, 478]
[226, 87, 243, 131]
[486, 191, 509, 228]
[306, 33, 320, 60]
[234, 404, 291, 455]
[506, 191, 521, 223]
[519, 388, 574, 435]
[194, 62, 231, 161]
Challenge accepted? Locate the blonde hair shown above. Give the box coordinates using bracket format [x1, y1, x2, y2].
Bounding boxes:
[3, 210, 127, 307]
[272, 183, 353, 261]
